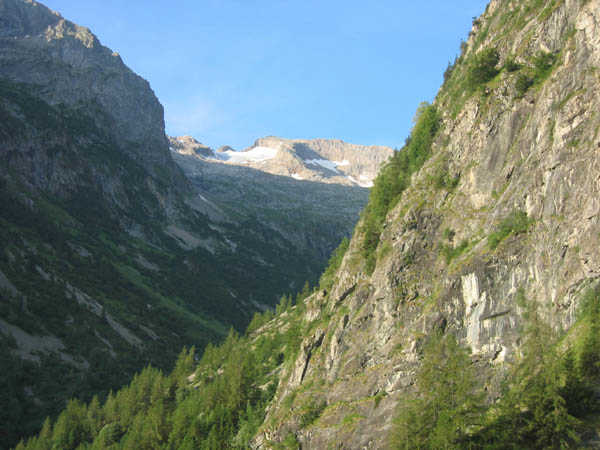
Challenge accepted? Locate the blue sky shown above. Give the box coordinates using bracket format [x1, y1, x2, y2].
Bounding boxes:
[41, 0, 489, 150]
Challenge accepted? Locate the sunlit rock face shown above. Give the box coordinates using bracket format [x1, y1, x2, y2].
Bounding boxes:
[169, 135, 394, 187]
[255, 0, 600, 447]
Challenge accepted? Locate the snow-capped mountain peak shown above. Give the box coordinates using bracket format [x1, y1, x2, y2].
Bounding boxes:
[169, 135, 394, 188]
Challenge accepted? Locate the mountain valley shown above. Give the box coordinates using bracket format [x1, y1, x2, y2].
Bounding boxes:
[0, 0, 390, 447]
[5, 0, 600, 448]
[170, 135, 393, 264]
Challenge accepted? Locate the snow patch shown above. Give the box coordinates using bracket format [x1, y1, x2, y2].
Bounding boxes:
[305, 159, 353, 174]
[333, 160, 350, 166]
[305, 159, 340, 173]
[357, 174, 374, 187]
[217, 146, 278, 164]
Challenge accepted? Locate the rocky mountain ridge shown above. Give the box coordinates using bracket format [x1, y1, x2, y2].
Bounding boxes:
[170, 135, 394, 188]
[169, 135, 393, 265]
[0, 0, 175, 173]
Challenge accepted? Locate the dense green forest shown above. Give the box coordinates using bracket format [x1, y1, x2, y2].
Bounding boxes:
[16, 284, 600, 449]
[14, 286, 316, 449]
[391, 288, 600, 449]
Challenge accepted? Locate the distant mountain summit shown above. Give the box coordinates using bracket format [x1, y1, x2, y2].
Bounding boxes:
[169, 136, 394, 188]
[169, 134, 392, 267]
[169, 135, 394, 272]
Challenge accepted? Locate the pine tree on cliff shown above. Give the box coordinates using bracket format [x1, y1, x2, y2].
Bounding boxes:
[390, 331, 484, 449]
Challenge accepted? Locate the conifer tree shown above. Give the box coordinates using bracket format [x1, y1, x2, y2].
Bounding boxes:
[390, 331, 484, 449]
[37, 417, 53, 449]
[579, 289, 600, 379]
[482, 292, 579, 448]
[86, 395, 103, 435]
[172, 347, 196, 384]
[51, 399, 90, 450]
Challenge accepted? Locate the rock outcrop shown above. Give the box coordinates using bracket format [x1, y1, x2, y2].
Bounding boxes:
[0, 0, 175, 172]
[256, 0, 600, 447]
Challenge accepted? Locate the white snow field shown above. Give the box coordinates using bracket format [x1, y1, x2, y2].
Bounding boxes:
[216, 146, 278, 164]
[304, 159, 340, 173]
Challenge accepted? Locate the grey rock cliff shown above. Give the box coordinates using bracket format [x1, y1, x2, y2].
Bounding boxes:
[255, 0, 600, 447]
[0, 0, 175, 172]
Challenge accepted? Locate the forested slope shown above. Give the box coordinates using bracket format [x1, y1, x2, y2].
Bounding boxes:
[13, 0, 600, 448]
[0, 1, 364, 447]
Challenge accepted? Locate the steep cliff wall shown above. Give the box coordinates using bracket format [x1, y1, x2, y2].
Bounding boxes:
[257, 0, 600, 447]
[0, 0, 175, 171]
